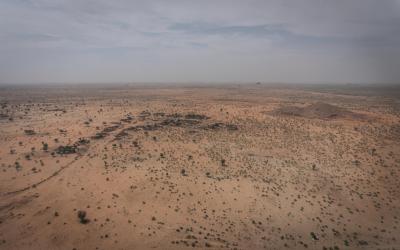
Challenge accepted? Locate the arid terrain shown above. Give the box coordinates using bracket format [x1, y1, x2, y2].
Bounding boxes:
[1, 83, 400, 250]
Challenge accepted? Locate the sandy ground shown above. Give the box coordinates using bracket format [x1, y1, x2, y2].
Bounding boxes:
[0, 84, 400, 250]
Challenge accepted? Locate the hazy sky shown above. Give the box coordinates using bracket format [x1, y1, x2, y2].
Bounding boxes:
[1, 0, 400, 84]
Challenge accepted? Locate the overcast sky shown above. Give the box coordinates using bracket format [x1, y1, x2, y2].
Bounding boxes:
[1, 0, 400, 84]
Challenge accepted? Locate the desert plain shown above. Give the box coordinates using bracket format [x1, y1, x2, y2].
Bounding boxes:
[0, 83, 400, 250]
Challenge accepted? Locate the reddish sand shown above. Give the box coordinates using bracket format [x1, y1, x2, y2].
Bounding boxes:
[1, 84, 399, 249]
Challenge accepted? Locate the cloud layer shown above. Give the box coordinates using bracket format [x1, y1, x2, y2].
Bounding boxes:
[1, 0, 400, 83]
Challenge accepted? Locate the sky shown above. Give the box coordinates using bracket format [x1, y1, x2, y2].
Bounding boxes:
[0, 0, 400, 84]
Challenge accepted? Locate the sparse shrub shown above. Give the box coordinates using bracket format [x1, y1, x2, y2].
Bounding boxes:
[92, 132, 105, 139]
[77, 210, 89, 224]
[221, 159, 226, 166]
[57, 145, 77, 154]
[78, 138, 90, 144]
[310, 232, 319, 240]
[24, 129, 35, 135]
[42, 142, 48, 151]
[181, 169, 187, 176]
[15, 161, 21, 171]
